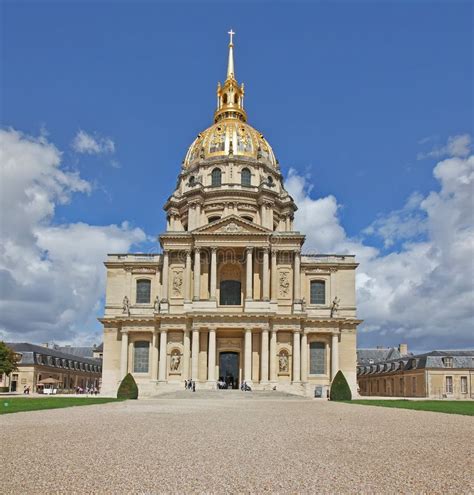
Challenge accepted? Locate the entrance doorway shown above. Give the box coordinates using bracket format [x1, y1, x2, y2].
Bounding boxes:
[219, 352, 239, 389]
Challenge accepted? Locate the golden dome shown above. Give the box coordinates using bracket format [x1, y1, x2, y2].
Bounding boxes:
[184, 120, 277, 168]
[183, 30, 278, 169]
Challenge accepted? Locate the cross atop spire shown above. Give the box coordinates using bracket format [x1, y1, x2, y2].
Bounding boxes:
[227, 29, 235, 79]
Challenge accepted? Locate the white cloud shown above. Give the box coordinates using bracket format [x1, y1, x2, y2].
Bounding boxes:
[417, 133, 471, 160]
[71, 129, 115, 155]
[0, 128, 145, 344]
[288, 135, 474, 350]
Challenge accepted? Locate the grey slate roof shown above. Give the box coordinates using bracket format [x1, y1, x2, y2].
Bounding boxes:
[357, 350, 474, 376]
[357, 348, 404, 365]
[56, 346, 95, 358]
[7, 343, 102, 368]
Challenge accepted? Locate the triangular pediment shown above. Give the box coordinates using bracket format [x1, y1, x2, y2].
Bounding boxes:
[193, 215, 271, 235]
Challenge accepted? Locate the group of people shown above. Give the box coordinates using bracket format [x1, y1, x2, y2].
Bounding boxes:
[75, 386, 99, 395]
[184, 379, 196, 392]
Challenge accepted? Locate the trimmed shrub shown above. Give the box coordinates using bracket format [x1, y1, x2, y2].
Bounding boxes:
[117, 373, 138, 399]
[330, 370, 352, 401]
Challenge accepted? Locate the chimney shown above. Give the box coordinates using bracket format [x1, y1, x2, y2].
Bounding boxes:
[399, 343, 408, 355]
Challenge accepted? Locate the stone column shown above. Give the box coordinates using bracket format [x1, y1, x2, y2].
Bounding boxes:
[191, 328, 200, 380]
[262, 248, 270, 301]
[161, 251, 169, 301]
[244, 328, 252, 382]
[300, 332, 308, 382]
[151, 330, 159, 380]
[210, 248, 217, 300]
[193, 247, 201, 301]
[184, 250, 192, 302]
[293, 331, 301, 383]
[260, 328, 269, 383]
[269, 330, 277, 382]
[158, 329, 167, 381]
[293, 250, 301, 302]
[195, 202, 201, 229]
[245, 247, 253, 300]
[270, 249, 277, 302]
[207, 329, 216, 382]
[331, 333, 339, 381]
[183, 329, 191, 379]
[120, 330, 129, 378]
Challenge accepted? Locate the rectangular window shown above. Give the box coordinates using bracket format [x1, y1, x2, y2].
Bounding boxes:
[310, 280, 326, 305]
[460, 376, 468, 394]
[134, 341, 150, 373]
[445, 376, 453, 394]
[136, 279, 151, 304]
[309, 342, 325, 374]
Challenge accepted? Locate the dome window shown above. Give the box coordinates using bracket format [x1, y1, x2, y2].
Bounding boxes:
[208, 216, 221, 223]
[211, 168, 222, 187]
[223, 94, 228, 104]
[234, 94, 239, 104]
[241, 168, 251, 187]
[241, 216, 253, 223]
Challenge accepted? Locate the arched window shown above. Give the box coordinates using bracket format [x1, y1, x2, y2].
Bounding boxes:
[136, 279, 151, 304]
[133, 341, 149, 373]
[234, 94, 239, 104]
[220, 280, 241, 305]
[223, 94, 228, 104]
[211, 168, 222, 187]
[310, 280, 325, 305]
[241, 168, 251, 187]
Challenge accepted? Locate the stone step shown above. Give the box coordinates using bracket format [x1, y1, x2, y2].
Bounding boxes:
[150, 389, 307, 400]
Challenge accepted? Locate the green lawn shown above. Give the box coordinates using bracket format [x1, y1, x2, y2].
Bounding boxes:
[0, 396, 122, 415]
[347, 399, 474, 416]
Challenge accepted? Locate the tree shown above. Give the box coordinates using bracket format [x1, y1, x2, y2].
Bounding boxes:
[330, 370, 352, 401]
[117, 373, 139, 399]
[0, 341, 19, 376]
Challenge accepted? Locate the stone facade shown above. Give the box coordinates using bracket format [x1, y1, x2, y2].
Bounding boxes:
[100, 34, 361, 398]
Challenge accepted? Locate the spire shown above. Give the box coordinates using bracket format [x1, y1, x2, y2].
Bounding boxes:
[227, 29, 235, 79]
[214, 30, 247, 123]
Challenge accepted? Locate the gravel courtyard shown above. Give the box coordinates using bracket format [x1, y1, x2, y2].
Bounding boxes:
[1, 392, 472, 494]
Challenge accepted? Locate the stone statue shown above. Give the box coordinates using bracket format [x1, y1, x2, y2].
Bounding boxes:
[279, 353, 289, 373]
[122, 296, 130, 315]
[170, 353, 181, 372]
[330, 296, 340, 318]
[153, 296, 160, 313]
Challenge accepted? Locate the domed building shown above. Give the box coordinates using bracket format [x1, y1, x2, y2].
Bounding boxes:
[100, 33, 360, 397]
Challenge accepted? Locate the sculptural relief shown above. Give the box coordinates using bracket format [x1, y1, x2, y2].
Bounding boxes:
[172, 270, 183, 297]
[279, 271, 290, 297]
[279, 351, 289, 373]
[170, 349, 181, 372]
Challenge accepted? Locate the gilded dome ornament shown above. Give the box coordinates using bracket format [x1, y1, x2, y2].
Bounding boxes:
[183, 31, 278, 169]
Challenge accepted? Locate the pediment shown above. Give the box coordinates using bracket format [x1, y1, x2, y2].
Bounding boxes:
[193, 215, 271, 235]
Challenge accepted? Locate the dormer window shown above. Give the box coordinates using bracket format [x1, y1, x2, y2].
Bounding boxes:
[443, 357, 453, 368]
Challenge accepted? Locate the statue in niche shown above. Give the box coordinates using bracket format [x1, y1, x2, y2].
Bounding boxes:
[122, 296, 130, 315]
[170, 350, 181, 372]
[279, 351, 289, 373]
[153, 296, 160, 313]
[330, 296, 340, 318]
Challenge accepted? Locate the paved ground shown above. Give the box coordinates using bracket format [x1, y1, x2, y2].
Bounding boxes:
[1, 391, 473, 494]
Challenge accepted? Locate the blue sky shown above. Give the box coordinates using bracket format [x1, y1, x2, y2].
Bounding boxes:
[1, 1, 473, 351]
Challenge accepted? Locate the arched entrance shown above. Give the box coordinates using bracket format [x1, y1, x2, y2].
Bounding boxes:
[219, 352, 239, 389]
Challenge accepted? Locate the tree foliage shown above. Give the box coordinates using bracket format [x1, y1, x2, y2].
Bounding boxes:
[0, 342, 19, 376]
[117, 373, 139, 399]
[330, 370, 352, 401]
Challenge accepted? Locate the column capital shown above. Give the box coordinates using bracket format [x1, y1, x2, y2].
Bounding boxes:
[210, 246, 217, 253]
[245, 246, 253, 254]
[271, 248, 278, 256]
[292, 329, 302, 334]
[194, 246, 201, 254]
[261, 246, 270, 254]
[121, 329, 129, 335]
[160, 328, 168, 334]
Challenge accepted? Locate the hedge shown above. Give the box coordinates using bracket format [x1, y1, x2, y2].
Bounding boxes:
[330, 370, 352, 401]
[117, 373, 138, 399]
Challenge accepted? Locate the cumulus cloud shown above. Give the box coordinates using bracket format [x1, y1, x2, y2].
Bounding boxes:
[417, 133, 471, 160]
[288, 135, 474, 350]
[71, 129, 115, 155]
[0, 128, 145, 344]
